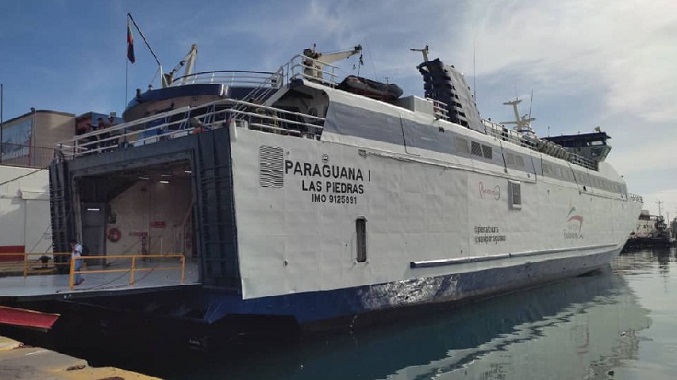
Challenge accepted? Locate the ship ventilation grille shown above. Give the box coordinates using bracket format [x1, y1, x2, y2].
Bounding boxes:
[259, 145, 284, 188]
[471, 141, 483, 157]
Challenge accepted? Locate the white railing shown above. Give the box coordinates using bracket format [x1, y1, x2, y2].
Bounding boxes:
[57, 99, 326, 159]
[430, 99, 449, 121]
[628, 193, 643, 203]
[279, 54, 344, 87]
[170, 70, 281, 88]
[61, 50, 603, 174]
[481, 118, 597, 170]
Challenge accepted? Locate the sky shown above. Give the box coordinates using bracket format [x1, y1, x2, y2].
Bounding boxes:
[1, 0, 676, 217]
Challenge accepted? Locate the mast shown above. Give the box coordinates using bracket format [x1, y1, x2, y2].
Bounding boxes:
[501, 97, 535, 135]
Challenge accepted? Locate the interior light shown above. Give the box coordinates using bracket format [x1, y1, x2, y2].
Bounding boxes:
[159, 180, 170, 184]
[87, 208, 101, 211]
[138, 176, 150, 180]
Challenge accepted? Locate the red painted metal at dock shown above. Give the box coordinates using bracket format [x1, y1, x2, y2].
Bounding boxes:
[0, 306, 60, 330]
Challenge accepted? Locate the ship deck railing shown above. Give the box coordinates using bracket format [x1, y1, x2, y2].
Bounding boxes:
[275, 54, 601, 172]
[56, 98, 326, 159]
[57, 54, 599, 172]
[628, 193, 643, 203]
[65, 253, 186, 290]
[0, 252, 198, 297]
[280, 54, 343, 88]
[480, 118, 598, 171]
[170, 70, 282, 89]
[0, 252, 69, 277]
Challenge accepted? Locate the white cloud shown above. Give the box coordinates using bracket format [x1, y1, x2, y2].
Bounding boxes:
[454, 0, 677, 124]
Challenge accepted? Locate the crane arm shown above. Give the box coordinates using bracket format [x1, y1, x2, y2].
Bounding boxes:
[317, 45, 362, 64]
[162, 44, 198, 87]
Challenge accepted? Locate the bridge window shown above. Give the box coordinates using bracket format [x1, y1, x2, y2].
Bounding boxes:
[505, 153, 515, 166]
[542, 162, 551, 176]
[455, 138, 469, 154]
[509, 180, 522, 210]
[356, 217, 367, 263]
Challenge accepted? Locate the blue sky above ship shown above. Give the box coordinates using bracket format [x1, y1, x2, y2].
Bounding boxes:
[1, 0, 676, 216]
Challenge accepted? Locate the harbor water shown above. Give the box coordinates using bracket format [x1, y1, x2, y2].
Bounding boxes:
[2, 248, 676, 379]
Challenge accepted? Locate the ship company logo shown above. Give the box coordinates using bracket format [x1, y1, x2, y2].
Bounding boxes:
[479, 182, 500, 200]
[564, 206, 584, 239]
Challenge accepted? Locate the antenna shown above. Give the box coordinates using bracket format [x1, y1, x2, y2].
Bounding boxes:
[473, 42, 477, 101]
[501, 97, 536, 135]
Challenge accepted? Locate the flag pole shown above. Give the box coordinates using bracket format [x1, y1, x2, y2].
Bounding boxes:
[125, 52, 129, 109]
[127, 13, 162, 69]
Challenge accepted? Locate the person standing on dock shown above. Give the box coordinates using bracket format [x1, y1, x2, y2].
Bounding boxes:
[70, 239, 84, 285]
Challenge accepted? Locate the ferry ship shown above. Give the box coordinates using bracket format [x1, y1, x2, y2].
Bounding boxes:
[46, 45, 643, 331]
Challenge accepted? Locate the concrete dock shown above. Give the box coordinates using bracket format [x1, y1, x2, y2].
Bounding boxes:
[0, 335, 159, 379]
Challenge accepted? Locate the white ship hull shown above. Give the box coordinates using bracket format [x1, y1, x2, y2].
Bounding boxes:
[215, 120, 640, 325]
[48, 50, 643, 329]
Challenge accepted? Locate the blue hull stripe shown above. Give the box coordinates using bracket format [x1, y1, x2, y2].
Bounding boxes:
[202, 248, 620, 325]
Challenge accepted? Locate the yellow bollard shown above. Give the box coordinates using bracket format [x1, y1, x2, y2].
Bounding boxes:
[130, 256, 136, 285]
[23, 253, 28, 278]
[69, 258, 75, 290]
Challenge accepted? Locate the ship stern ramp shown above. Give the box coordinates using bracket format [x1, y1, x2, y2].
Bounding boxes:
[7, 128, 246, 311]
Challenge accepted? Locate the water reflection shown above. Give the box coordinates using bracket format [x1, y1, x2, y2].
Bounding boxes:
[2, 251, 667, 380]
[157, 267, 651, 380]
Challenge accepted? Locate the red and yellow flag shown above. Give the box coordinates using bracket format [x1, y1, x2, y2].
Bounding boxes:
[127, 21, 135, 63]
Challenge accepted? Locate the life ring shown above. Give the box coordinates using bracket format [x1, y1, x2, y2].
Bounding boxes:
[107, 227, 121, 242]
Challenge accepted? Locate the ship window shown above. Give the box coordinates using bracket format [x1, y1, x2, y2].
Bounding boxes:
[515, 156, 525, 168]
[509, 180, 522, 210]
[455, 138, 469, 154]
[471, 141, 483, 157]
[505, 153, 515, 166]
[356, 217, 367, 263]
[481, 144, 493, 159]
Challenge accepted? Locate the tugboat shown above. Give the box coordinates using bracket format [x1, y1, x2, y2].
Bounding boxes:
[623, 211, 676, 251]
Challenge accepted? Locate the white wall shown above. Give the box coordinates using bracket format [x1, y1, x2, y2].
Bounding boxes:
[106, 177, 192, 256]
[0, 166, 51, 254]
